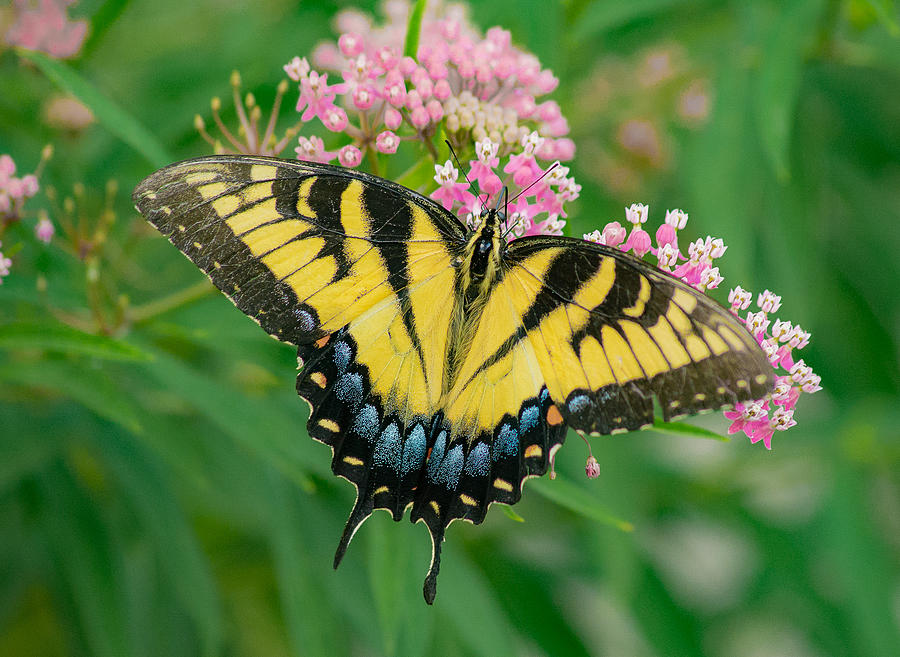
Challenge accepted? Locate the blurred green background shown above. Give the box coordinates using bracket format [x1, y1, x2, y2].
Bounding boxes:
[1, 0, 899, 655]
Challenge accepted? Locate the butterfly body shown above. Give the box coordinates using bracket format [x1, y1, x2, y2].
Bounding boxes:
[134, 155, 773, 603]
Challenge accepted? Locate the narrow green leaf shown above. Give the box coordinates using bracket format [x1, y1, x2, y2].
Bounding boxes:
[264, 469, 336, 657]
[0, 322, 151, 361]
[135, 344, 328, 483]
[573, 0, 710, 42]
[367, 515, 407, 656]
[499, 505, 526, 522]
[754, 0, 827, 181]
[0, 360, 144, 435]
[438, 542, 517, 657]
[97, 433, 223, 657]
[528, 476, 634, 532]
[39, 463, 132, 657]
[17, 49, 172, 167]
[861, 0, 900, 35]
[403, 0, 428, 58]
[651, 418, 729, 441]
[79, 0, 133, 57]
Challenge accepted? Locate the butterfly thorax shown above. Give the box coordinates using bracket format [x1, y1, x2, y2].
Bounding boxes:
[443, 209, 505, 395]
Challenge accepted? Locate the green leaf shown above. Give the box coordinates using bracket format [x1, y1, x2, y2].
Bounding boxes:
[861, 0, 900, 35]
[403, 0, 428, 58]
[97, 433, 224, 657]
[0, 360, 145, 435]
[754, 0, 827, 181]
[39, 463, 132, 657]
[573, 0, 711, 42]
[80, 0, 133, 57]
[499, 505, 526, 522]
[135, 343, 328, 484]
[528, 476, 634, 532]
[17, 49, 172, 168]
[0, 322, 151, 361]
[650, 418, 730, 441]
[437, 542, 517, 657]
[264, 469, 337, 657]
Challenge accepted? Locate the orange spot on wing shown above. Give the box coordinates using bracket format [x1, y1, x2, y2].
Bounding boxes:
[547, 404, 564, 426]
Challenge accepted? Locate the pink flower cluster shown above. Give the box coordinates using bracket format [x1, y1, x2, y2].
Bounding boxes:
[585, 204, 820, 449]
[430, 132, 581, 240]
[1, 153, 40, 223]
[585, 203, 726, 292]
[0, 150, 54, 276]
[723, 289, 820, 449]
[4, 0, 88, 59]
[283, 1, 574, 184]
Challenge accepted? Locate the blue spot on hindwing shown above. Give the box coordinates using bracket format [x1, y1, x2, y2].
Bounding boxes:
[568, 393, 590, 414]
[373, 422, 401, 471]
[427, 430, 447, 479]
[296, 308, 316, 333]
[464, 442, 490, 476]
[520, 405, 540, 433]
[334, 372, 363, 409]
[401, 424, 426, 476]
[434, 445, 464, 488]
[491, 423, 520, 461]
[540, 387, 549, 402]
[352, 404, 379, 443]
[333, 341, 351, 373]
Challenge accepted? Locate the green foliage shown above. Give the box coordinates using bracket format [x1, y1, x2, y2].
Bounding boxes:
[2, 1, 899, 656]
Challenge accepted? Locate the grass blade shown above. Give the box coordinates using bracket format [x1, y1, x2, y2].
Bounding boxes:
[17, 49, 172, 167]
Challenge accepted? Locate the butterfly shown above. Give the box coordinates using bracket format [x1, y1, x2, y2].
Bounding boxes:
[133, 155, 773, 603]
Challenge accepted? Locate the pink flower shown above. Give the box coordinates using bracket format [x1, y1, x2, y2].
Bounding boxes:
[469, 138, 502, 197]
[352, 85, 377, 110]
[294, 136, 334, 163]
[430, 160, 474, 211]
[284, 56, 310, 82]
[729, 286, 752, 312]
[375, 130, 399, 154]
[296, 71, 346, 123]
[322, 106, 349, 132]
[5, 0, 88, 59]
[35, 215, 54, 243]
[601, 221, 627, 248]
[585, 455, 600, 479]
[655, 223, 677, 250]
[337, 145, 362, 168]
[724, 401, 767, 436]
[623, 227, 652, 256]
[625, 202, 649, 225]
[665, 208, 689, 229]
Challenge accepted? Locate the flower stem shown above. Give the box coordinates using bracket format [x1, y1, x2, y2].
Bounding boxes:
[403, 0, 427, 58]
[129, 279, 215, 325]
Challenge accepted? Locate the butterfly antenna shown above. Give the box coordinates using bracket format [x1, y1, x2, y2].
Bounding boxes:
[500, 188, 520, 240]
[508, 161, 560, 205]
[444, 139, 487, 208]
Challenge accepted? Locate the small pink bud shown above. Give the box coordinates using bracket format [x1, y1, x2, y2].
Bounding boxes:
[352, 84, 376, 110]
[655, 223, 677, 249]
[628, 228, 652, 257]
[410, 106, 430, 129]
[585, 455, 600, 479]
[0, 154, 15, 178]
[426, 99, 443, 122]
[338, 33, 364, 57]
[35, 216, 54, 243]
[338, 145, 362, 168]
[20, 175, 38, 198]
[433, 78, 451, 100]
[405, 89, 423, 110]
[398, 56, 417, 77]
[601, 221, 627, 248]
[384, 107, 402, 130]
[375, 130, 399, 154]
[553, 138, 576, 161]
[322, 107, 348, 132]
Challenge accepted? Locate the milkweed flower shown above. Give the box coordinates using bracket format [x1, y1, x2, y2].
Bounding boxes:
[4, 0, 88, 59]
[600, 203, 821, 449]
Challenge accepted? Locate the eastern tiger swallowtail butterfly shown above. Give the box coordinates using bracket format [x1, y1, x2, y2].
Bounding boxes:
[133, 155, 773, 603]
